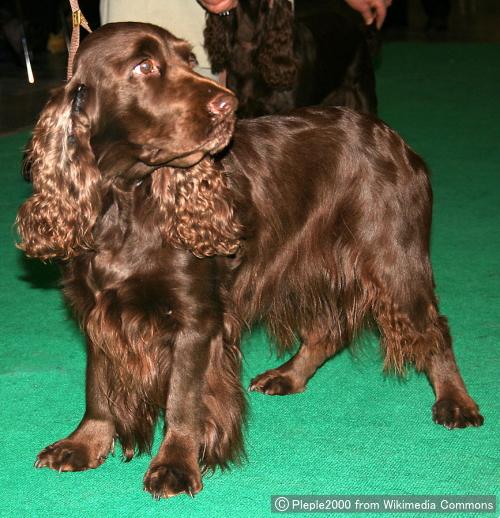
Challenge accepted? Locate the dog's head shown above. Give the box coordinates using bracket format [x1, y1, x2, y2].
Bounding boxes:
[16, 22, 238, 260]
[75, 22, 237, 167]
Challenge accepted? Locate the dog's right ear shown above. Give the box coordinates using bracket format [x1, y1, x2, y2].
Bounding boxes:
[16, 83, 102, 261]
[150, 160, 242, 258]
[204, 13, 233, 74]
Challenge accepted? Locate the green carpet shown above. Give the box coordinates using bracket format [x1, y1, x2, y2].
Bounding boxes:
[1, 43, 499, 517]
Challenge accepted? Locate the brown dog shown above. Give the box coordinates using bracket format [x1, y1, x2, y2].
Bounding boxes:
[17, 22, 482, 500]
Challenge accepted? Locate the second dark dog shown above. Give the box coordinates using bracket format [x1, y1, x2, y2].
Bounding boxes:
[204, 0, 378, 116]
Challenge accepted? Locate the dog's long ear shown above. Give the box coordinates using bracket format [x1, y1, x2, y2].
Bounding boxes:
[204, 13, 234, 74]
[257, 0, 297, 89]
[150, 160, 242, 258]
[16, 83, 101, 261]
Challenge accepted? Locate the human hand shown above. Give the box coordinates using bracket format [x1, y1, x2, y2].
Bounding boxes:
[198, 0, 238, 14]
[344, 0, 392, 29]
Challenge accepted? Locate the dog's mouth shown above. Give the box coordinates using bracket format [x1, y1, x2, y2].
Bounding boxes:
[138, 114, 236, 168]
[164, 115, 236, 168]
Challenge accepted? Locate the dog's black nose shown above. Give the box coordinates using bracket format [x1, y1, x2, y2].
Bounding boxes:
[208, 92, 237, 117]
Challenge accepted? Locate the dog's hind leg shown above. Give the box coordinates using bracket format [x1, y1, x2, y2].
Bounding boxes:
[249, 327, 344, 396]
[373, 278, 484, 429]
[425, 324, 484, 429]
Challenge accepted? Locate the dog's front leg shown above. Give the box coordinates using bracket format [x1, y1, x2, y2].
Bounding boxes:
[35, 343, 116, 472]
[144, 329, 211, 499]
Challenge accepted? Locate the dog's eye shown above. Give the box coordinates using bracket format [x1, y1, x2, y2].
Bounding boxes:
[133, 59, 160, 76]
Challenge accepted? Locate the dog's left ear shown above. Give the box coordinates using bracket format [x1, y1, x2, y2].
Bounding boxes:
[151, 159, 242, 258]
[257, 0, 298, 89]
[16, 82, 102, 261]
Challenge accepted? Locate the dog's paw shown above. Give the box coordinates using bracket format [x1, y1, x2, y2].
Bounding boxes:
[144, 462, 202, 499]
[432, 398, 484, 429]
[249, 369, 305, 395]
[35, 439, 110, 472]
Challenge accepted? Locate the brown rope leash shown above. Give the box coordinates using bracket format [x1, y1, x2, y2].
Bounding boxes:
[67, 0, 92, 80]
